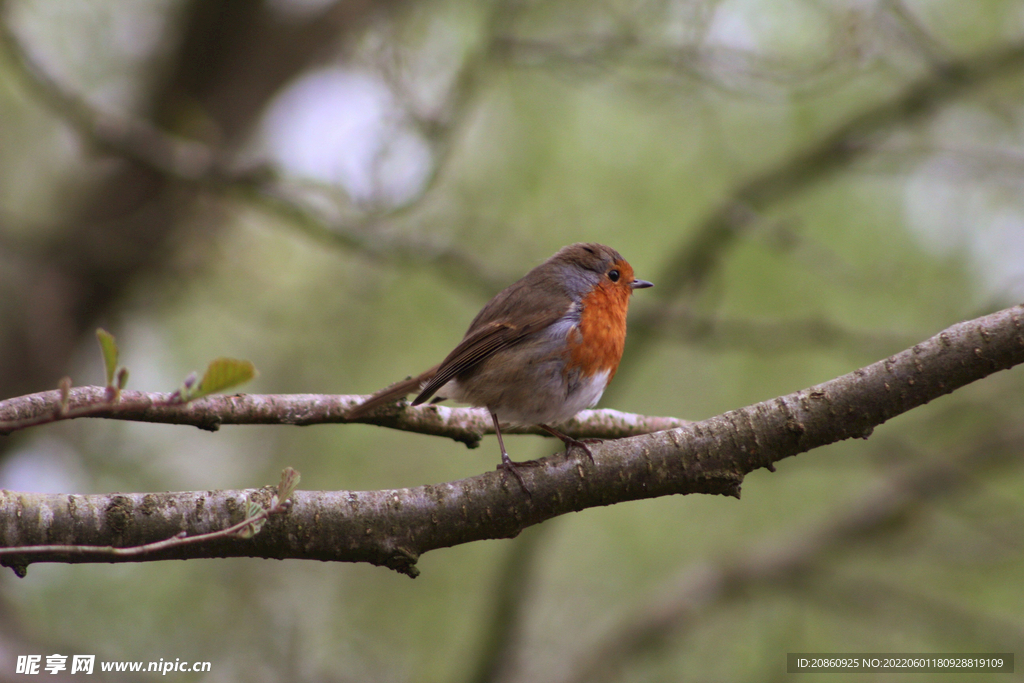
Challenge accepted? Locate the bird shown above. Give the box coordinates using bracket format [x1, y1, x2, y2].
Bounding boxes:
[347, 243, 652, 492]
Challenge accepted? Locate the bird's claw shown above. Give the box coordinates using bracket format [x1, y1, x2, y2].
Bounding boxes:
[497, 460, 533, 497]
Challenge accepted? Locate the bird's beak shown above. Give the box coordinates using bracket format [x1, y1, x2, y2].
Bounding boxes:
[631, 279, 653, 289]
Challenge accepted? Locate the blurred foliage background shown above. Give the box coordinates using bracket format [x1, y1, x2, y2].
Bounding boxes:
[1, 0, 1023, 681]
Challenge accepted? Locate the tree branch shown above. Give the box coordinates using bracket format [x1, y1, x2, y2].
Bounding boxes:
[0, 10, 221, 182]
[560, 425, 1024, 683]
[0, 305, 1021, 578]
[0, 389, 687, 446]
[659, 311, 920, 358]
[0, 0, 511, 297]
[652, 41, 1024, 301]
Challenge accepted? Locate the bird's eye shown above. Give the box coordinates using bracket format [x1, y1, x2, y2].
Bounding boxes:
[608, 269, 620, 282]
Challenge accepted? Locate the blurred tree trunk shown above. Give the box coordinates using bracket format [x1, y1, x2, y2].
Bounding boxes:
[1, 0, 404, 400]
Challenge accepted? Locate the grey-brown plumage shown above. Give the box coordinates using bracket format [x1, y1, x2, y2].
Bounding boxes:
[347, 243, 652, 492]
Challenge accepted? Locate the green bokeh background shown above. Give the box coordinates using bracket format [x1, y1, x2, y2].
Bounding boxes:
[1, 0, 1023, 681]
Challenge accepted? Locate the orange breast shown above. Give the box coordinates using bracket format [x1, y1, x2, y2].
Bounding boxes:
[566, 278, 630, 381]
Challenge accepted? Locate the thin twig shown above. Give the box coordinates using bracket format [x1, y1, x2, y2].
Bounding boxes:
[0, 468, 298, 569]
[0, 386, 688, 446]
[0, 512, 255, 559]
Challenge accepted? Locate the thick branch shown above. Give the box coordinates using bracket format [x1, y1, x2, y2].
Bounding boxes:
[1, 305, 1021, 577]
[561, 427, 1024, 683]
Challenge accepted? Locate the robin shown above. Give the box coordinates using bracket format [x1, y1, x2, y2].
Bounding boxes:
[347, 242, 652, 492]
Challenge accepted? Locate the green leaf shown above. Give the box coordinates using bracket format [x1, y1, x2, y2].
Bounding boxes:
[277, 467, 301, 503]
[246, 500, 264, 519]
[185, 358, 256, 402]
[237, 521, 262, 539]
[96, 329, 118, 387]
[236, 500, 267, 539]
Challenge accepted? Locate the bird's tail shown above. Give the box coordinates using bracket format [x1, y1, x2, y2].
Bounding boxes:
[345, 366, 439, 419]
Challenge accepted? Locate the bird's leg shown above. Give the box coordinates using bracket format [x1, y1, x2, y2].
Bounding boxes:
[491, 412, 535, 496]
[539, 424, 598, 465]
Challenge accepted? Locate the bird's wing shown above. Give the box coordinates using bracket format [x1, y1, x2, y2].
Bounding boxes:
[412, 308, 565, 405]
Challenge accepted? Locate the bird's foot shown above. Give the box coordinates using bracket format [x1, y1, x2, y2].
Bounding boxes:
[540, 424, 600, 465]
[497, 457, 540, 496]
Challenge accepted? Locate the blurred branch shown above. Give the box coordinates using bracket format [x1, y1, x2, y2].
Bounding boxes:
[0, 389, 685, 444]
[232, 186, 507, 293]
[493, 1, 970, 97]
[808, 575, 1023, 653]
[495, 7, 868, 96]
[863, 141, 1024, 181]
[882, 0, 951, 66]
[653, 310, 919, 358]
[377, 1, 511, 215]
[608, 38, 1024, 385]
[559, 426, 1024, 683]
[466, 525, 550, 683]
[0, 591, 137, 683]
[651, 39, 1024, 302]
[229, 0, 518, 294]
[1, 304, 1022, 577]
[0, 0, 509, 295]
[0, 14, 222, 181]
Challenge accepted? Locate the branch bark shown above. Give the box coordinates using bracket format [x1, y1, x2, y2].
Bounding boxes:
[0, 391, 687, 446]
[1, 305, 1021, 578]
[560, 426, 1024, 683]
